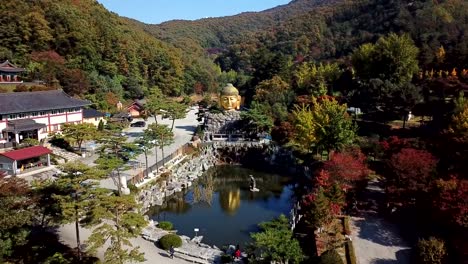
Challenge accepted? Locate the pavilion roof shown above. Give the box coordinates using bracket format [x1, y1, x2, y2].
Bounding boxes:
[0, 146, 52, 161]
[0, 60, 25, 73]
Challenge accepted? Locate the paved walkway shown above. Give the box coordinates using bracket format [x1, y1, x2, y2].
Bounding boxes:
[350, 179, 411, 264]
[98, 107, 199, 190]
[58, 224, 191, 264]
[58, 108, 200, 263]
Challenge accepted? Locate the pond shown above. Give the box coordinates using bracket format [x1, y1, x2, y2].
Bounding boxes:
[147, 165, 295, 247]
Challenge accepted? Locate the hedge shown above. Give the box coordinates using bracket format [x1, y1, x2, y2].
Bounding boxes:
[343, 216, 351, 235]
[158, 221, 173, 231]
[320, 249, 344, 264]
[159, 234, 182, 250]
[345, 241, 357, 264]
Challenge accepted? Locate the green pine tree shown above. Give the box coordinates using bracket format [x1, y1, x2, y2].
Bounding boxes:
[86, 194, 147, 264]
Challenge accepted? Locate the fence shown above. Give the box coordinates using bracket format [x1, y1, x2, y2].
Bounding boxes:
[0, 142, 14, 149]
[129, 143, 192, 185]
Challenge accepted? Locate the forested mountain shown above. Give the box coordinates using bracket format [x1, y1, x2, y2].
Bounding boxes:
[143, 0, 467, 70]
[135, 0, 467, 103]
[133, 0, 338, 50]
[0, 0, 196, 109]
[0, 0, 466, 110]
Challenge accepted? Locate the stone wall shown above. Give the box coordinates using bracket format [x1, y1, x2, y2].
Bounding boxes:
[138, 145, 219, 212]
[203, 111, 242, 133]
[136, 141, 294, 213]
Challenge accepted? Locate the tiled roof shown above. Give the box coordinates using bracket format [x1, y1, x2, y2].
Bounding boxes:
[83, 108, 105, 118]
[0, 60, 25, 73]
[3, 119, 46, 133]
[0, 90, 90, 115]
[0, 146, 52, 161]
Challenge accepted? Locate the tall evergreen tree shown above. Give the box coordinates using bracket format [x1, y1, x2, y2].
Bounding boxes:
[49, 162, 106, 260]
[250, 214, 304, 264]
[86, 194, 147, 264]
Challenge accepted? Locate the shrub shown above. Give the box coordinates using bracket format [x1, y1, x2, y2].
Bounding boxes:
[417, 237, 446, 264]
[158, 221, 173, 231]
[220, 254, 233, 263]
[159, 234, 182, 250]
[320, 249, 344, 264]
[128, 183, 138, 194]
[49, 135, 73, 151]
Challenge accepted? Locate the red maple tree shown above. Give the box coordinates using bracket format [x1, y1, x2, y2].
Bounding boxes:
[387, 148, 438, 202]
[434, 176, 468, 228]
[324, 148, 369, 187]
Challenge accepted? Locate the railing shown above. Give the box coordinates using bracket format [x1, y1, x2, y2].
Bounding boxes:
[129, 143, 192, 184]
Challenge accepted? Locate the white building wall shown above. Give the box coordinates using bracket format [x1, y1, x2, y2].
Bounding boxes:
[49, 115, 67, 124]
[0, 108, 85, 143]
[83, 116, 105, 127]
[67, 112, 83, 122]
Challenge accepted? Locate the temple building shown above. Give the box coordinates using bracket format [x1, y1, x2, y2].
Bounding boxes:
[0, 146, 52, 176]
[0, 60, 25, 83]
[0, 90, 90, 146]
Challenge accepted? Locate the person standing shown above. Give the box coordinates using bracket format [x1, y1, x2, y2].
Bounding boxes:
[169, 245, 175, 259]
[234, 248, 241, 260]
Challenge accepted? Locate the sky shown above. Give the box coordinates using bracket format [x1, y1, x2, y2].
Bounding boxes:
[97, 0, 291, 24]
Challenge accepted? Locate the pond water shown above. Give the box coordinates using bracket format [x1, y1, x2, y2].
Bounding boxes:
[147, 165, 295, 247]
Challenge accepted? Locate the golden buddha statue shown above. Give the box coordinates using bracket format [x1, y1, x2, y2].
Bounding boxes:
[220, 83, 241, 110]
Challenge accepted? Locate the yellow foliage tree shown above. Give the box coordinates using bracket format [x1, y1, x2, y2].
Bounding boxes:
[290, 97, 357, 157]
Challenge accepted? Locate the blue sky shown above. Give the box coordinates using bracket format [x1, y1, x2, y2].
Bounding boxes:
[97, 0, 291, 24]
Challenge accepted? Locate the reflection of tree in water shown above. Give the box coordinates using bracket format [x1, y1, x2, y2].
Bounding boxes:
[148, 165, 296, 219]
[193, 169, 214, 205]
[146, 191, 191, 216]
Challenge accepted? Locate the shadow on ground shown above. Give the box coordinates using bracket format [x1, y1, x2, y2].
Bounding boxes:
[354, 215, 407, 247]
[159, 252, 171, 258]
[175, 125, 197, 132]
[370, 248, 412, 264]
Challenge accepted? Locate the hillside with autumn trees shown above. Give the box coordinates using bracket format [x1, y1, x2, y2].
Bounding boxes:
[0, 0, 217, 109]
[139, 0, 467, 262]
[0, 0, 467, 263]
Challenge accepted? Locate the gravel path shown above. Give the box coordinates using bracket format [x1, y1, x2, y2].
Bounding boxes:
[350, 179, 411, 264]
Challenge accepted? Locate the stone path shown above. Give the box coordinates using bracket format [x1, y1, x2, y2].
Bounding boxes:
[48, 145, 81, 162]
[350, 179, 411, 264]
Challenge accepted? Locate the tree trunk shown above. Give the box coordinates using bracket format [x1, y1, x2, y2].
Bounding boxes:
[171, 118, 175, 131]
[154, 146, 158, 169]
[144, 151, 148, 177]
[153, 114, 158, 125]
[116, 168, 122, 196]
[161, 146, 165, 167]
[115, 207, 123, 264]
[74, 197, 82, 260]
[78, 140, 83, 154]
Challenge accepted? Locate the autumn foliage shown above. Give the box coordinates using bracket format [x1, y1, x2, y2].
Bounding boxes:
[433, 176, 468, 228]
[386, 148, 438, 204]
[324, 148, 369, 187]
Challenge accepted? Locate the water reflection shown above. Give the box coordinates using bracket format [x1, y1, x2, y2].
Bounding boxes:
[148, 165, 294, 247]
[219, 188, 241, 215]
